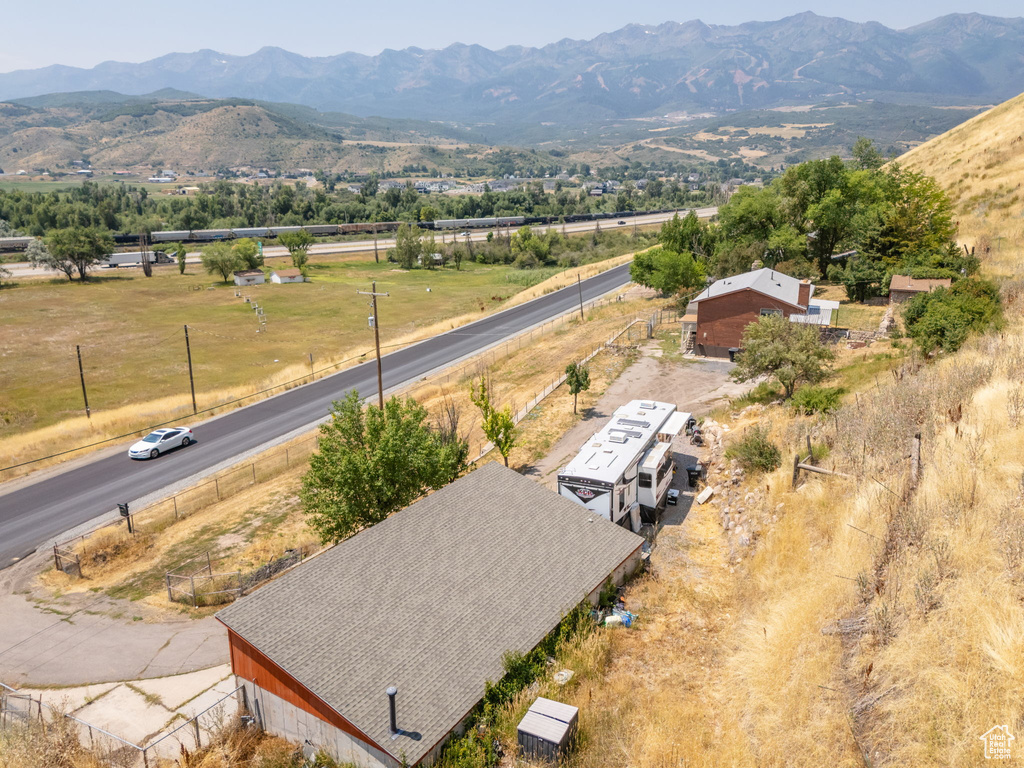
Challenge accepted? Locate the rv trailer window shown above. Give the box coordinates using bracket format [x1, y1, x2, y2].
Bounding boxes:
[639, 472, 652, 488]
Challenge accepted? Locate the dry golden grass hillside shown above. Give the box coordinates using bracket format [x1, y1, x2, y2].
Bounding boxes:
[534, 94, 1024, 768]
[901, 89, 1024, 276]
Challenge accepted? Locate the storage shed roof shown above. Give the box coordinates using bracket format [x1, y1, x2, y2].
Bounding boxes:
[217, 463, 642, 766]
[889, 275, 952, 293]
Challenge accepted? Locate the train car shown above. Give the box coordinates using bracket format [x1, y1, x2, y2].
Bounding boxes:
[191, 229, 233, 241]
[269, 226, 303, 237]
[0, 236, 36, 252]
[232, 227, 273, 238]
[150, 230, 192, 243]
[302, 224, 339, 236]
[433, 219, 466, 230]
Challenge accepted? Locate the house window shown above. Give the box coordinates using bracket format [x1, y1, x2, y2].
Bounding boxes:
[806, 306, 821, 315]
[760, 308, 782, 317]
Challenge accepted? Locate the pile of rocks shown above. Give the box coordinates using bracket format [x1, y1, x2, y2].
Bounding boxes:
[694, 419, 785, 564]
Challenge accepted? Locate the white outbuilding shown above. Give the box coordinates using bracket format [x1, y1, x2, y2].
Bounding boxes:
[270, 268, 305, 284]
[233, 270, 266, 286]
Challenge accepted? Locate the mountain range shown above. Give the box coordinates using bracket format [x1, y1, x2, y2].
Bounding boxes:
[1, 13, 1022, 124]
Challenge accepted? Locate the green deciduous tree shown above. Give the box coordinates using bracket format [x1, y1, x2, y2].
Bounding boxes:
[39, 226, 115, 281]
[470, 376, 517, 468]
[176, 244, 187, 275]
[659, 210, 716, 260]
[565, 361, 591, 415]
[278, 230, 314, 269]
[629, 247, 706, 296]
[730, 314, 836, 399]
[902, 278, 1002, 354]
[233, 238, 262, 269]
[200, 242, 241, 282]
[393, 222, 422, 270]
[301, 391, 469, 544]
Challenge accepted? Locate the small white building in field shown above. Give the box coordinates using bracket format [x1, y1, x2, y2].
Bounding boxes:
[233, 270, 265, 286]
[270, 268, 305, 284]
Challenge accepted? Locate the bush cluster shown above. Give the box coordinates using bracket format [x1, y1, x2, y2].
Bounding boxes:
[725, 425, 783, 474]
[791, 385, 845, 415]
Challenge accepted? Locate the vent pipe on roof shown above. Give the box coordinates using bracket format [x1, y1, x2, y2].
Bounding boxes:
[387, 686, 398, 735]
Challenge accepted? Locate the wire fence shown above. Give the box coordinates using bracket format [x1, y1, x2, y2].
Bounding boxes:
[50, 293, 682, 576]
[53, 434, 319, 575]
[0, 679, 250, 767]
[165, 553, 243, 607]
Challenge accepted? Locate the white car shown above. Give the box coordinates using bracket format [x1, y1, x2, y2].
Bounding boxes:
[128, 427, 194, 459]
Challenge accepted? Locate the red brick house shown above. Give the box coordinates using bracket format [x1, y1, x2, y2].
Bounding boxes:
[684, 268, 835, 358]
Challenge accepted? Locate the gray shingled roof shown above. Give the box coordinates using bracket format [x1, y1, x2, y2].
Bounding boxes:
[691, 268, 810, 308]
[217, 463, 642, 765]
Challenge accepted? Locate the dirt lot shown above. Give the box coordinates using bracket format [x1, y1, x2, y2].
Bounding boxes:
[529, 348, 745, 488]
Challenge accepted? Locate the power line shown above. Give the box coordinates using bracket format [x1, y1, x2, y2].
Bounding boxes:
[0, 346, 377, 473]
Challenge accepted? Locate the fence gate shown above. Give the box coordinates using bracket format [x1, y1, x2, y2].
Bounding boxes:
[0, 692, 33, 725]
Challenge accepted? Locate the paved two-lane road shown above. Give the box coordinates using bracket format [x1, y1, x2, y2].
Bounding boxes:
[0, 262, 634, 568]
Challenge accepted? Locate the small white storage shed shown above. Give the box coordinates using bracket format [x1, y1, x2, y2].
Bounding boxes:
[517, 697, 579, 762]
[270, 268, 305, 284]
[233, 270, 265, 286]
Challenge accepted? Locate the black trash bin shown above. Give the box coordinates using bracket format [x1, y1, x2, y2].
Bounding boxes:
[728, 347, 739, 362]
[686, 465, 703, 488]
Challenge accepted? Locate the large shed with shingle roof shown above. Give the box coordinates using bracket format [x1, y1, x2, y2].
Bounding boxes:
[216, 462, 643, 767]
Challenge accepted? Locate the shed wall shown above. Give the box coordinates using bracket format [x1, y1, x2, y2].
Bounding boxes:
[227, 630, 388, 756]
[239, 679, 400, 768]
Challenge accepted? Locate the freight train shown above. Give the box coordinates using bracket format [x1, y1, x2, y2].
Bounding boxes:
[2, 209, 680, 250]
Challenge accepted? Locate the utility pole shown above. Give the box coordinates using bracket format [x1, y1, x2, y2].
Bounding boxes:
[139, 232, 152, 278]
[357, 282, 390, 408]
[576, 274, 585, 321]
[184, 324, 197, 415]
[76, 345, 91, 419]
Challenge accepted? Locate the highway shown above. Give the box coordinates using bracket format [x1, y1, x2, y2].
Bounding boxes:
[0, 262, 634, 569]
[3, 209, 712, 278]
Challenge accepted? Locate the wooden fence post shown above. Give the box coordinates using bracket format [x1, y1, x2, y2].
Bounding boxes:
[909, 432, 922, 493]
[792, 454, 801, 490]
[806, 435, 814, 464]
[166, 573, 173, 602]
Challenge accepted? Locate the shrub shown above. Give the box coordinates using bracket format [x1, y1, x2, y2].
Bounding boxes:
[725, 425, 782, 474]
[902, 278, 1002, 354]
[791, 385, 845, 415]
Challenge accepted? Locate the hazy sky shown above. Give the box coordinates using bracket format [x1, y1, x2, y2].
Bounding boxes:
[2, 0, 1021, 72]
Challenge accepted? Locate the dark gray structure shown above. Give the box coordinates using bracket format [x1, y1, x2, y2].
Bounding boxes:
[518, 697, 580, 762]
[217, 463, 643, 767]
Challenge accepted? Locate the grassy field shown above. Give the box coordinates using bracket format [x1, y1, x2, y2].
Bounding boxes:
[0, 179, 87, 192]
[0, 243, 645, 472]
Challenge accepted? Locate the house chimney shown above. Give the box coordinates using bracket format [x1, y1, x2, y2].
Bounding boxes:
[798, 279, 811, 308]
[387, 686, 398, 735]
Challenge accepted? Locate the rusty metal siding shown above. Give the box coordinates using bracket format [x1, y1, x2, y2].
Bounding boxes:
[226, 628, 382, 751]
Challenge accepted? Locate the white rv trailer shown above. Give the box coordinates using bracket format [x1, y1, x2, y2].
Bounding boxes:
[557, 400, 688, 530]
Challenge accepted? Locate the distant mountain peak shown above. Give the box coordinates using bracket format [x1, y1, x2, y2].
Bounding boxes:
[0, 13, 1021, 122]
